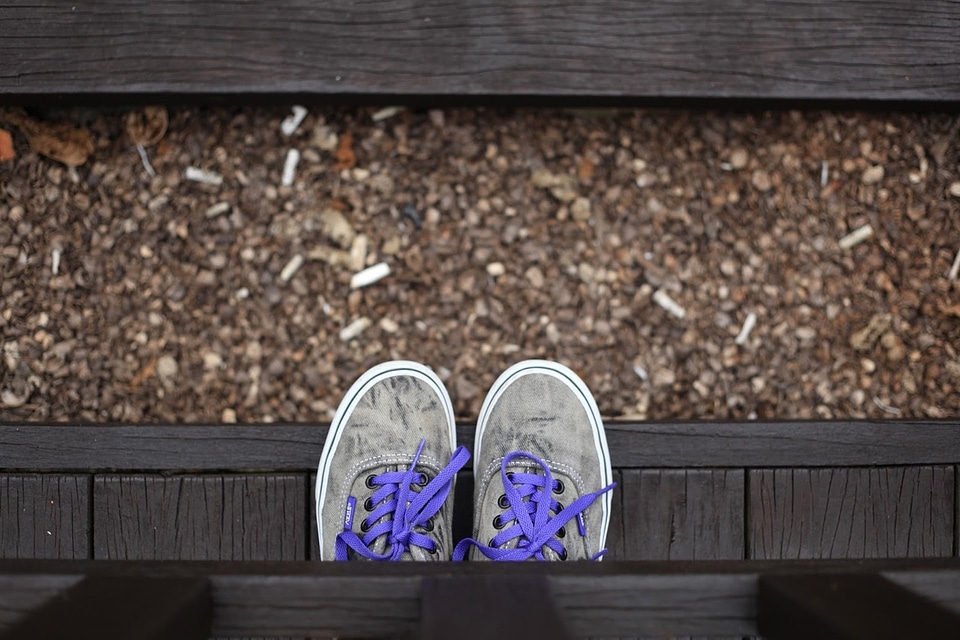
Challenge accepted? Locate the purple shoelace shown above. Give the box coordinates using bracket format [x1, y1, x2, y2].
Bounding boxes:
[335, 440, 470, 561]
[452, 451, 615, 561]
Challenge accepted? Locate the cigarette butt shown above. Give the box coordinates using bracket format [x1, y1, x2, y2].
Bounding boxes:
[280, 105, 308, 136]
[350, 262, 391, 289]
[653, 289, 686, 319]
[280, 254, 304, 282]
[281, 149, 300, 187]
[838, 224, 873, 250]
[185, 167, 223, 186]
[735, 312, 757, 345]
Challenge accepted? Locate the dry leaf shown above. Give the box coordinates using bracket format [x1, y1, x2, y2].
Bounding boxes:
[334, 132, 356, 170]
[939, 301, 960, 318]
[0, 128, 13, 162]
[577, 157, 595, 181]
[0, 108, 93, 166]
[125, 106, 168, 147]
[129, 357, 157, 390]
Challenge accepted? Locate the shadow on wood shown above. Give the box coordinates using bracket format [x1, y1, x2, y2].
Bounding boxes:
[419, 575, 573, 640]
[759, 573, 960, 640]
[0, 575, 211, 640]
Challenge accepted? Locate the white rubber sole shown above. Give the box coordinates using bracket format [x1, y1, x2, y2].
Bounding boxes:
[474, 360, 613, 557]
[314, 360, 457, 559]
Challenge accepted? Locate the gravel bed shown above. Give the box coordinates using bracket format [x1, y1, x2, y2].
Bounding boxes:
[1, 107, 958, 423]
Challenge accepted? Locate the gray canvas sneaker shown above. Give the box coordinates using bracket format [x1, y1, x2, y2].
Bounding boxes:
[315, 361, 469, 561]
[453, 360, 614, 561]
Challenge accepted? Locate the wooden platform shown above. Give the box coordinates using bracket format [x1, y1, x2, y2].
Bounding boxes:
[1, 420, 959, 637]
[1, 421, 957, 564]
[2, 1, 959, 104]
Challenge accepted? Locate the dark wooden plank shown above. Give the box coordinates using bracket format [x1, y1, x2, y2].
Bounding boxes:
[617, 470, 744, 640]
[419, 576, 573, 640]
[604, 470, 626, 561]
[749, 467, 955, 559]
[93, 475, 305, 560]
[2, 559, 960, 639]
[3, 421, 960, 471]
[1, 575, 211, 640]
[621, 469, 744, 561]
[2, 0, 959, 103]
[0, 475, 89, 560]
[759, 573, 960, 640]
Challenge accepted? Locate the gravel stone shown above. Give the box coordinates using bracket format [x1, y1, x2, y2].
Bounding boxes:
[1, 107, 957, 422]
[861, 165, 885, 185]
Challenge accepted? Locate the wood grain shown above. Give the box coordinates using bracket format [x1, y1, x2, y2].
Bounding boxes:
[93, 475, 305, 560]
[603, 470, 627, 561]
[749, 467, 955, 559]
[2, 559, 959, 638]
[3, 421, 959, 471]
[0, 475, 89, 559]
[1, 0, 958, 102]
[621, 469, 744, 561]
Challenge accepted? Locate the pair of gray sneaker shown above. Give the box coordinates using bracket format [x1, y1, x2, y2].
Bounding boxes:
[315, 360, 614, 562]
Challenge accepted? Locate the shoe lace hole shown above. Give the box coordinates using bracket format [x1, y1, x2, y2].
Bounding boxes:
[360, 518, 371, 532]
[488, 537, 498, 548]
[557, 526, 566, 539]
[423, 518, 434, 532]
[559, 548, 568, 561]
[364, 474, 376, 488]
[555, 502, 564, 513]
[416, 473, 429, 487]
[506, 472, 515, 482]
[497, 494, 509, 509]
[553, 480, 565, 494]
[493, 515, 506, 530]
[363, 497, 375, 511]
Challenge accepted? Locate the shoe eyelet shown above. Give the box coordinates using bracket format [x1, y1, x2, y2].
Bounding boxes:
[428, 545, 438, 555]
[506, 472, 515, 482]
[488, 537, 498, 548]
[423, 518, 435, 532]
[360, 518, 371, 532]
[497, 494, 509, 509]
[559, 548, 568, 561]
[416, 473, 429, 487]
[363, 497, 375, 512]
[364, 474, 376, 489]
[557, 526, 566, 539]
[553, 480, 565, 494]
[555, 502, 564, 513]
[493, 515, 506, 530]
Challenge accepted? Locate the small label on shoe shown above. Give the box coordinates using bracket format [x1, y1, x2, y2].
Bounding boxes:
[577, 512, 587, 536]
[344, 496, 357, 531]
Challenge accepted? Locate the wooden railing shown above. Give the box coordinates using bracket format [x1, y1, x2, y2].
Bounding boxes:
[1, 559, 959, 639]
[2, 0, 960, 104]
[2, 420, 958, 638]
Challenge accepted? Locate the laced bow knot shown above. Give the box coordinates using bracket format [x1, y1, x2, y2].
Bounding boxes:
[334, 439, 470, 561]
[452, 451, 614, 562]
